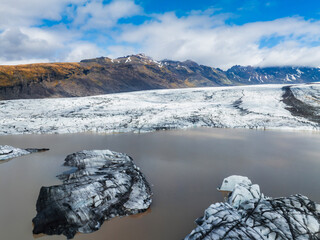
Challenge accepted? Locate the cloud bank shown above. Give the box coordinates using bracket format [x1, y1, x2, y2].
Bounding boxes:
[1, 0, 320, 69]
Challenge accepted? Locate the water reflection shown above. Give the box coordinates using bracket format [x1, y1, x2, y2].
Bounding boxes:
[0, 128, 319, 240]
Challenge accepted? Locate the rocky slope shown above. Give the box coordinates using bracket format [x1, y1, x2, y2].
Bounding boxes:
[1, 54, 320, 100]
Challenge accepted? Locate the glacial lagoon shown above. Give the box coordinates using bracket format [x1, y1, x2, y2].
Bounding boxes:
[0, 127, 319, 240]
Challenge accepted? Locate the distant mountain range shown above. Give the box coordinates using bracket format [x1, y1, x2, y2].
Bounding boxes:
[1, 53, 320, 100]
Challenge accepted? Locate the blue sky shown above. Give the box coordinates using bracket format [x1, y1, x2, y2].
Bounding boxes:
[139, 0, 318, 23]
[1, 0, 320, 69]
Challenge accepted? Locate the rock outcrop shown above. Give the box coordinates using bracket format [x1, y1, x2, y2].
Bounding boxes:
[32, 149, 152, 239]
[185, 175, 320, 240]
[0, 145, 49, 161]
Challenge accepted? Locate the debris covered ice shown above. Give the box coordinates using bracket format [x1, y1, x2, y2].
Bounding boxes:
[32, 149, 152, 239]
[185, 175, 320, 240]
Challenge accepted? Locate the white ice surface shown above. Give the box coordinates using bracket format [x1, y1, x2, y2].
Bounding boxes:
[0, 145, 30, 160]
[0, 83, 319, 135]
[218, 175, 252, 192]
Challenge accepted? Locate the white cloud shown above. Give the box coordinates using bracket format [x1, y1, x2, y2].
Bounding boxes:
[0, 58, 51, 66]
[1, 1, 320, 68]
[0, 26, 106, 64]
[64, 43, 105, 62]
[0, 0, 140, 64]
[73, 0, 143, 29]
[107, 45, 138, 58]
[0, 0, 85, 28]
[258, 44, 320, 67]
[115, 13, 320, 69]
[0, 28, 61, 61]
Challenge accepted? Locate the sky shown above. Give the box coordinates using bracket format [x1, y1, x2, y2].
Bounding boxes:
[1, 0, 320, 69]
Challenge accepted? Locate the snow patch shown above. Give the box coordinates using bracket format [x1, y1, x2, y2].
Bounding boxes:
[125, 57, 131, 63]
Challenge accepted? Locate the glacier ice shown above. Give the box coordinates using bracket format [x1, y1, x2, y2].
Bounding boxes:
[185, 175, 320, 240]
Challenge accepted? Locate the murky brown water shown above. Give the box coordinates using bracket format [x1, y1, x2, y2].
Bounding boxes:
[0, 128, 319, 240]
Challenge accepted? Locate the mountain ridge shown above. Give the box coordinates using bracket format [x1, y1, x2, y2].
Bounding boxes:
[1, 53, 320, 100]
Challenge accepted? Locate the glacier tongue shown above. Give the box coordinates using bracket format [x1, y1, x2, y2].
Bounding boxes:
[185, 175, 320, 240]
[0, 83, 319, 135]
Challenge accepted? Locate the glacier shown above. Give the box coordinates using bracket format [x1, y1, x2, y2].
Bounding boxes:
[0, 83, 319, 135]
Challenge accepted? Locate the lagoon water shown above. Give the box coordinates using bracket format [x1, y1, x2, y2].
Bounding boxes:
[0, 128, 319, 240]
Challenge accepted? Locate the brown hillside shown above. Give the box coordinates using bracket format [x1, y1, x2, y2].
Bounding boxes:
[0, 54, 230, 100]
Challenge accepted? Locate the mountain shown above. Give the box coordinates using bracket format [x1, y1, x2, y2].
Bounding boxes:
[0, 53, 320, 100]
[226, 65, 320, 84]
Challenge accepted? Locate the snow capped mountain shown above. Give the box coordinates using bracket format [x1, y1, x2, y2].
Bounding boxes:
[0, 83, 319, 135]
[226, 65, 320, 84]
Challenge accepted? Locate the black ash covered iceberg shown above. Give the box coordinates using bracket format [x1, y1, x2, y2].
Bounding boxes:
[32, 149, 152, 239]
[185, 175, 320, 240]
